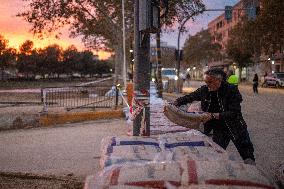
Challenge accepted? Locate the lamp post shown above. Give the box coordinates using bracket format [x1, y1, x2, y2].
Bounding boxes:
[122, 0, 127, 89]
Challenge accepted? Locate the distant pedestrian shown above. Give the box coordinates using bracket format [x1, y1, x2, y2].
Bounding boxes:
[183, 72, 191, 87]
[253, 73, 259, 94]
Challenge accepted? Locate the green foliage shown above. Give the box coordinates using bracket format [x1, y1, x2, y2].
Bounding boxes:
[183, 29, 221, 68]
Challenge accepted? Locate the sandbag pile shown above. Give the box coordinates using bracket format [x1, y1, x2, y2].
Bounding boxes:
[100, 136, 161, 168]
[99, 131, 229, 169]
[84, 131, 277, 189]
[85, 160, 276, 189]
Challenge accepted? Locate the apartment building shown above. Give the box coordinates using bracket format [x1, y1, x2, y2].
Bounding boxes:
[207, 0, 276, 80]
[150, 41, 176, 68]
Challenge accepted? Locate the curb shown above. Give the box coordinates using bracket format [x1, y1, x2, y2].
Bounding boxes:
[39, 109, 125, 126]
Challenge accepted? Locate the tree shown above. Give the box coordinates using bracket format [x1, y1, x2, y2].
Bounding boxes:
[62, 45, 81, 76]
[18, 0, 134, 83]
[255, 0, 284, 55]
[18, 0, 205, 84]
[41, 44, 63, 78]
[183, 29, 221, 69]
[78, 50, 94, 76]
[226, 22, 255, 79]
[0, 35, 16, 79]
[17, 40, 36, 78]
[94, 60, 112, 77]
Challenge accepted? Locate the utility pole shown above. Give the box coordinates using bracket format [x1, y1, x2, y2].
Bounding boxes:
[156, 30, 163, 98]
[122, 0, 127, 89]
[133, 0, 151, 136]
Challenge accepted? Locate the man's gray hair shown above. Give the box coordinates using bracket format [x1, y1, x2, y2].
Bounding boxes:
[204, 68, 226, 81]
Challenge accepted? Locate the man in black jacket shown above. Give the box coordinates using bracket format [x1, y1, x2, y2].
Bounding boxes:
[173, 68, 255, 165]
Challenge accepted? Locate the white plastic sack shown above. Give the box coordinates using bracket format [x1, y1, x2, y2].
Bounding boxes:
[100, 136, 161, 169]
[92, 162, 183, 189]
[100, 145, 161, 168]
[180, 160, 276, 188]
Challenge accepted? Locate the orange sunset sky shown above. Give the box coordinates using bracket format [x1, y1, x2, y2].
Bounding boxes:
[0, 0, 111, 60]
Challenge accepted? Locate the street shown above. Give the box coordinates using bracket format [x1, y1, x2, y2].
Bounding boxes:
[0, 82, 283, 185]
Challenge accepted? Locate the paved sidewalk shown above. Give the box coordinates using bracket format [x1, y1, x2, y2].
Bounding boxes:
[0, 119, 128, 179]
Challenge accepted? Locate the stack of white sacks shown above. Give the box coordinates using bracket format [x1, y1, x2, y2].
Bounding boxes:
[84, 84, 277, 189]
[85, 131, 277, 189]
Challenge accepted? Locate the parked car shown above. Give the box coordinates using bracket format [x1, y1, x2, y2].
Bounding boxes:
[161, 68, 178, 89]
[263, 72, 284, 88]
[161, 68, 178, 81]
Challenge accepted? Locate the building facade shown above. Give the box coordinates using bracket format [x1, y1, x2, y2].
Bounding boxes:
[150, 41, 177, 69]
[206, 0, 282, 81]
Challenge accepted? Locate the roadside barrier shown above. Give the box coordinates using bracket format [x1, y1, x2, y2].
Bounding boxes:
[41, 85, 123, 112]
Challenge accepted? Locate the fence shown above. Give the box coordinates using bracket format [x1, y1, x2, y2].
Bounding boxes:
[41, 85, 123, 112]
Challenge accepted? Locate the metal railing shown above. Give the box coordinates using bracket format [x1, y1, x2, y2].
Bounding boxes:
[41, 85, 122, 112]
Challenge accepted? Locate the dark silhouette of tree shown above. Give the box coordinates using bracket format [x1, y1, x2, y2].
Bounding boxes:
[41, 44, 63, 78]
[17, 40, 36, 78]
[62, 45, 81, 76]
[94, 60, 112, 77]
[78, 50, 94, 77]
[0, 35, 16, 79]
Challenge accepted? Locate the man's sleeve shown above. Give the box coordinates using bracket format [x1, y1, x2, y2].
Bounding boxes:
[174, 87, 202, 106]
[219, 86, 242, 120]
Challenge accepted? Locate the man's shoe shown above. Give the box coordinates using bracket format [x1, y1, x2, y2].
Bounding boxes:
[244, 158, 256, 166]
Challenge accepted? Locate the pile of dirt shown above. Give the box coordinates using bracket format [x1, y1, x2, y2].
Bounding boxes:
[0, 172, 83, 189]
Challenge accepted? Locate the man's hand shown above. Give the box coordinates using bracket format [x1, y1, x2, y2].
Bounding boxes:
[202, 112, 212, 123]
[212, 113, 220, 119]
[202, 113, 220, 123]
